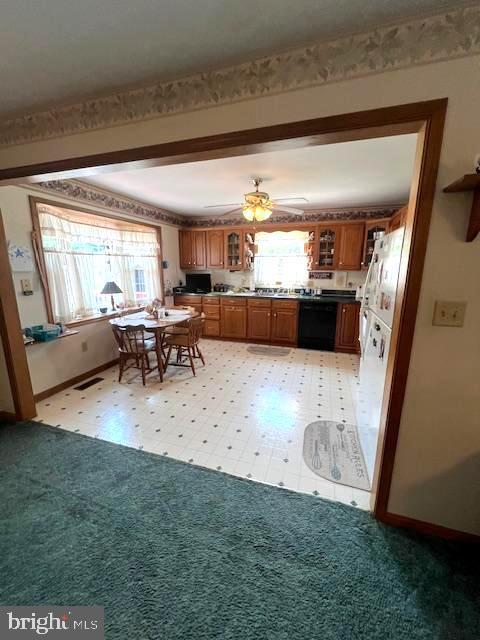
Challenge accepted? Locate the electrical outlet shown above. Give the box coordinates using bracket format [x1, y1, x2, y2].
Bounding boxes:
[81, 341, 88, 352]
[432, 301, 466, 327]
[20, 278, 33, 296]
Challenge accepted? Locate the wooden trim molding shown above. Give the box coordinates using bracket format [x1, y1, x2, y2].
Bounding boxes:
[372, 102, 448, 523]
[64, 306, 145, 328]
[0, 98, 458, 537]
[0, 5, 477, 147]
[381, 512, 480, 544]
[0, 411, 17, 424]
[34, 359, 119, 402]
[0, 211, 36, 420]
[0, 102, 436, 184]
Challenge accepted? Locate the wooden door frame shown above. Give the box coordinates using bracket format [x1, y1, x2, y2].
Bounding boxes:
[0, 210, 36, 420]
[0, 99, 449, 532]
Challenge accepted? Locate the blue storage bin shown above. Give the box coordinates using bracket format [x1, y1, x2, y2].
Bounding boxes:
[30, 325, 61, 342]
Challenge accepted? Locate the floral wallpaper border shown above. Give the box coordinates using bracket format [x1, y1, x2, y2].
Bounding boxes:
[36, 179, 186, 227]
[1, 5, 479, 147]
[35, 179, 400, 226]
[186, 208, 400, 227]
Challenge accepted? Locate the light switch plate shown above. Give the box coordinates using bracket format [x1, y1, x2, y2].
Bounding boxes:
[432, 300, 466, 327]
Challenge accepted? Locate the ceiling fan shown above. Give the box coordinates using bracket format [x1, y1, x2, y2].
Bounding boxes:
[204, 178, 306, 222]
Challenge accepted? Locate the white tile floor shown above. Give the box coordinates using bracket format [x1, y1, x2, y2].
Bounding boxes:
[35, 340, 375, 510]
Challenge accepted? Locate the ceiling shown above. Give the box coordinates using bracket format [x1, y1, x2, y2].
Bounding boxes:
[1, 0, 471, 117]
[83, 135, 418, 216]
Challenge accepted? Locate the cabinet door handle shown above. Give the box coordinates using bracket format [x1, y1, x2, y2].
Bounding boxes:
[343, 308, 346, 313]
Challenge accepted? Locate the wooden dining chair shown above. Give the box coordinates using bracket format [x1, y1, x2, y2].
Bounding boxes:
[111, 324, 157, 386]
[163, 315, 205, 376]
[162, 306, 195, 337]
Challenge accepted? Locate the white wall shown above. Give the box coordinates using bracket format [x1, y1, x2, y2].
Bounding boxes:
[0, 185, 180, 395]
[1, 55, 479, 533]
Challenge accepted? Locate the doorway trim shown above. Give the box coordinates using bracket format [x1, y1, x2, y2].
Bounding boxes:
[0, 210, 36, 420]
[0, 99, 449, 532]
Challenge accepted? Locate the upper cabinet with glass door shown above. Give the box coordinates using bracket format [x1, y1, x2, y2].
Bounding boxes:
[224, 229, 243, 270]
[315, 226, 338, 270]
[362, 219, 389, 270]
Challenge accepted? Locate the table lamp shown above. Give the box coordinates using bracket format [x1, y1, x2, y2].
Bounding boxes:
[101, 281, 123, 311]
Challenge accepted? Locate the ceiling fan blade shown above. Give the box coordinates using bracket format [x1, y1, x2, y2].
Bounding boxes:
[274, 197, 309, 204]
[272, 205, 305, 215]
[203, 203, 242, 209]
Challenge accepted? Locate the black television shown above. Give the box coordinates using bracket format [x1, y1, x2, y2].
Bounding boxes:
[185, 273, 212, 293]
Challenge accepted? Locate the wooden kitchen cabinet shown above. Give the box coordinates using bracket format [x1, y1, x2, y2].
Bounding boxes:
[271, 300, 298, 344]
[220, 298, 247, 338]
[247, 299, 272, 341]
[224, 229, 244, 270]
[179, 230, 206, 270]
[173, 294, 203, 314]
[315, 225, 339, 269]
[389, 205, 407, 232]
[335, 303, 360, 353]
[337, 223, 364, 271]
[192, 231, 206, 269]
[202, 297, 220, 336]
[206, 230, 224, 268]
[362, 219, 389, 270]
[179, 230, 193, 269]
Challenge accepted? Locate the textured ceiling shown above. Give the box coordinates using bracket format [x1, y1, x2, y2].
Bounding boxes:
[1, 0, 472, 117]
[84, 135, 417, 215]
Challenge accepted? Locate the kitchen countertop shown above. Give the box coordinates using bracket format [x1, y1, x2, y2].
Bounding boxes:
[175, 292, 361, 304]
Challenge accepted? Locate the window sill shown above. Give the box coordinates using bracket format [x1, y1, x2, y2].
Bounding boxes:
[25, 328, 79, 346]
[65, 306, 145, 328]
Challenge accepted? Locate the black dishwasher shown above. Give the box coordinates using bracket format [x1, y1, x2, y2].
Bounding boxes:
[298, 301, 338, 351]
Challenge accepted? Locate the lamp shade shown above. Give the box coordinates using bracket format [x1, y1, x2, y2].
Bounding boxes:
[101, 281, 123, 295]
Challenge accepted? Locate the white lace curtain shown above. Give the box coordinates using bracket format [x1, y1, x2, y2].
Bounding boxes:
[38, 206, 161, 322]
[254, 230, 309, 287]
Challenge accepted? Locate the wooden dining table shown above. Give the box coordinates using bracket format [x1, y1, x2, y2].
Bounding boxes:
[109, 308, 197, 382]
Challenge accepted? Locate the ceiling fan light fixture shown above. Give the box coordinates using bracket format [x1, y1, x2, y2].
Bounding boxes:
[254, 204, 272, 222]
[242, 202, 272, 222]
[242, 206, 255, 222]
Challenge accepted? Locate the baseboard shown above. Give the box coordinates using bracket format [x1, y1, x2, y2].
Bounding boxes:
[380, 511, 480, 543]
[204, 336, 297, 347]
[34, 359, 119, 402]
[0, 411, 16, 423]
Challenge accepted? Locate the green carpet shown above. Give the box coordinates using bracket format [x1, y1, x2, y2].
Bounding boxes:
[0, 422, 478, 640]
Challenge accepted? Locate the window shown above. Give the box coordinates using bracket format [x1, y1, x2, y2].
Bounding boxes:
[254, 230, 309, 287]
[134, 267, 147, 302]
[32, 201, 162, 323]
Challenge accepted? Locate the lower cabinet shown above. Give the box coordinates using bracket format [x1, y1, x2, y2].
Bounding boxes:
[271, 300, 298, 344]
[202, 298, 220, 336]
[173, 295, 203, 314]
[335, 303, 360, 353]
[220, 300, 247, 339]
[247, 300, 272, 341]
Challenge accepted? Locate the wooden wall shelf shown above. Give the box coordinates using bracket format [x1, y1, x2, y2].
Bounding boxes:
[444, 173, 480, 242]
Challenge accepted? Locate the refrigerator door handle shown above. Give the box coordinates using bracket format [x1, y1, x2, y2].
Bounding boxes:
[359, 259, 375, 353]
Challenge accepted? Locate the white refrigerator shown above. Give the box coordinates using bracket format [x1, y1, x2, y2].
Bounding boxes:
[356, 228, 405, 441]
